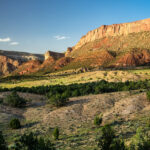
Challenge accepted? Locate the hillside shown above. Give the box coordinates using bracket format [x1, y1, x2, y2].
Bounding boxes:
[1, 90, 150, 149]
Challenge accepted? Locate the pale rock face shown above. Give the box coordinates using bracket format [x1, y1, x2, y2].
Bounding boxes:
[74, 18, 150, 50]
[65, 47, 73, 57]
[45, 51, 51, 60]
[44, 50, 65, 60]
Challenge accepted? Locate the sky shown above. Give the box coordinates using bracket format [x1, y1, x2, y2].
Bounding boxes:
[0, 0, 150, 54]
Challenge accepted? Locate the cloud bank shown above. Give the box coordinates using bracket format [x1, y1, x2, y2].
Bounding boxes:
[10, 42, 19, 45]
[54, 35, 70, 40]
[0, 37, 11, 42]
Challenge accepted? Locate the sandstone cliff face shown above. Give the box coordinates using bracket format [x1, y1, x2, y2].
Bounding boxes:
[0, 55, 20, 75]
[74, 18, 150, 50]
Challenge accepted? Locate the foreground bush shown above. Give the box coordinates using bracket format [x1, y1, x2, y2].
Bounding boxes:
[9, 118, 21, 129]
[94, 115, 102, 126]
[98, 124, 126, 150]
[129, 128, 150, 150]
[3, 91, 26, 107]
[146, 91, 150, 101]
[53, 127, 59, 140]
[98, 124, 115, 150]
[14, 132, 55, 150]
[0, 131, 8, 150]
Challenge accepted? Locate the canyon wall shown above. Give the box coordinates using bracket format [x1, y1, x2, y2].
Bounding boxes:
[74, 18, 150, 50]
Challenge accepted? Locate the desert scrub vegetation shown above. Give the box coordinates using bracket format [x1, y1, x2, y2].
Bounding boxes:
[94, 115, 103, 127]
[3, 91, 26, 107]
[1, 79, 150, 100]
[48, 93, 69, 107]
[10, 132, 55, 150]
[9, 118, 21, 129]
[97, 124, 126, 150]
[97, 124, 150, 150]
[53, 127, 59, 140]
[146, 90, 150, 101]
[0, 131, 8, 150]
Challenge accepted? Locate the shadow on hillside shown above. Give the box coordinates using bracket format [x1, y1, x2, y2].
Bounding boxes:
[67, 98, 89, 107]
[27, 101, 45, 108]
[22, 121, 39, 129]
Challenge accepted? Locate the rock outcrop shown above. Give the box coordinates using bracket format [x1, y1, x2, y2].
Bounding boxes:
[74, 18, 150, 50]
[44, 50, 64, 60]
[115, 50, 150, 67]
[65, 47, 73, 57]
[14, 60, 41, 75]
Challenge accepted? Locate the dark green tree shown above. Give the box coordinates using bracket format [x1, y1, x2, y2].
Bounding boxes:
[0, 131, 8, 150]
[3, 91, 26, 107]
[110, 139, 126, 150]
[14, 132, 55, 150]
[98, 124, 115, 150]
[53, 127, 59, 140]
[9, 118, 21, 129]
[129, 128, 150, 150]
[146, 91, 150, 101]
[49, 93, 68, 107]
[94, 115, 102, 126]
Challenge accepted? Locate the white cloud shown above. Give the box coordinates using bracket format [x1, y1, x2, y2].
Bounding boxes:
[10, 42, 19, 45]
[0, 37, 11, 42]
[54, 35, 70, 40]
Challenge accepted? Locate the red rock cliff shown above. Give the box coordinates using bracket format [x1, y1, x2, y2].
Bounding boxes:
[74, 18, 150, 49]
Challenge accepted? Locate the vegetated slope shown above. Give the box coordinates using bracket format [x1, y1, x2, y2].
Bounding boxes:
[0, 90, 150, 149]
[12, 60, 42, 75]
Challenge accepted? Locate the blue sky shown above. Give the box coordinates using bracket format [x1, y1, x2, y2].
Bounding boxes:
[0, 0, 150, 54]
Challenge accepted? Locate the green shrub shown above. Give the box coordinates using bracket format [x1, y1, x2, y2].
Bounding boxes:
[49, 93, 68, 107]
[110, 139, 126, 150]
[53, 127, 59, 140]
[146, 91, 150, 101]
[3, 91, 26, 107]
[0, 131, 8, 150]
[98, 124, 115, 150]
[0, 98, 3, 104]
[9, 118, 21, 129]
[94, 115, 102, 126]
[14, 132, 55, 150]
[129, 128, 150, 150]
[72, 89, 80, 97]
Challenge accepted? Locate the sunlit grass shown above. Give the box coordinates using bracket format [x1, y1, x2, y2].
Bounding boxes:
[1, 69, 149, 89]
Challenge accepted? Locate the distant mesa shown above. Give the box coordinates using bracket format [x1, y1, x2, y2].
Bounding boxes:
[0, 50, 44, 62]
[73, 18, 150, 50]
